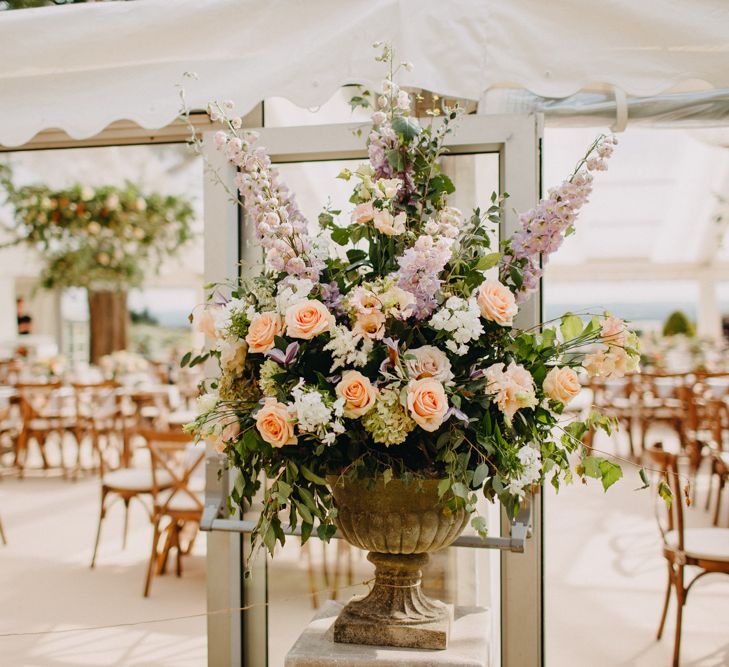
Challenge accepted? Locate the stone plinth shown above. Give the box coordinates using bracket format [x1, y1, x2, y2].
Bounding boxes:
[285, 601, 490, 667]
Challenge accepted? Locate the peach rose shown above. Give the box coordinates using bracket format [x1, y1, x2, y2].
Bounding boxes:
[351, 201, 375, 224]
[193, 306, 219, 339]
[210, 418, 241, 454]
[373, 210, 406, 236]
[543, 366, 581, 404]
[353, 309, 386, 340]
[485, 362, 537, 421]
[285, 300, 335, 340]
[246, 311, 284, 353]
[406, 378, 449, 432]
[219, 339, 248, 375]
[404, 345, 454, 383]
[476, 279, 518, 327]
[255, 398, 297, 447]
[349, 286, 381, 314]
[600, 315, 627, 347]
[336, 370, 377, 418]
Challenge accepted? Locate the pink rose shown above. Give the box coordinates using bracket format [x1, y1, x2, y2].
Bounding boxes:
[485, 362, 537, 421]
[285, 300, 335, 340]
[336, 370, 377, 418]
[353, 310, 386, 340]
[477, 279, 518, 327]
[406, 378, 449, 432]
[246, 311, 284, 353]
[351, 201, 375, 224]
[543, 366, 581, 404]
[600, 315, 627, 347]
[255, 398, 297, 447]
[192, 306, 219, 339]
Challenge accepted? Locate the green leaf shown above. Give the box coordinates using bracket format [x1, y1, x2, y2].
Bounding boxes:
[509, 265, 523, 289]
[560, 314, 583, 341]
[180, 351, 191, 368]
[330, 226, 350, 246]
[383, 467, 393, 486]
[476, 252, 501, 271]
[582, 456, 602, 479]
[437, 478, 451, 498]
[473, 462, 490, 488]
[301, 465, 327, 486]
[638, 468, 650, 490]
[599, 459, 623, 491]
[658, 480, 673, 506]
[293, 499, 313, 523]
[471, 514, 488, 538]
[391, 115, 421, 140]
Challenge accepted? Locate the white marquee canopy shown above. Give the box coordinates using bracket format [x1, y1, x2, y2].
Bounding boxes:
[2, 0, 729, 147]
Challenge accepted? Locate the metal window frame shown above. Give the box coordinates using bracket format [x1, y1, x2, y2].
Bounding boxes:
[202, 112, 543, 667]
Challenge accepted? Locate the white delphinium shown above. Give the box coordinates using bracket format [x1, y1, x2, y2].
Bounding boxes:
[429, 296, 484, 355]
[275, 277, 315, 313]
[506, 446, 542, 497]
[290, 381, 346, 445]
[323, 325, 374, 371]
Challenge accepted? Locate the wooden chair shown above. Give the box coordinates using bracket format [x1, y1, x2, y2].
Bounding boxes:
[14, 382, 76, 477]
[72, 381, 121, 475]
[140, 428, 204, 597]
[90, 428, 173, 568]
[702, 398, 729, 526]
[646, 445, 729, 667]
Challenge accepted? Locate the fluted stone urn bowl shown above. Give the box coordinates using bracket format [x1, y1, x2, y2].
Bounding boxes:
[327, 474, 470, 650]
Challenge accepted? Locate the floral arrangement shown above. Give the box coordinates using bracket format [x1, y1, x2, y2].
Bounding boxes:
[99, 350, 150, 379]
[187, 47, 641, 555]
[0, 170, 194, 290]
[31, 354, 68, 379]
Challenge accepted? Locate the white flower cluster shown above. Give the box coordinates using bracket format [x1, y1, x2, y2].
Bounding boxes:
[323, 325, 374, 371]
[429, 296, 484, 355]
[275, 277, 315, 313]
[213, 297, 248, 336]
[291, 380, 345, 445]
[506, 445, 542, 498]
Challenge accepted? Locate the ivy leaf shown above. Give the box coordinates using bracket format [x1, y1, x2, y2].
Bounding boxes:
[391, 115, 421, 141]
[598, 459, 623, 491]
[582, 455, 602, 479]
[471, 514, 488, 538]
[476, 252, 501, 271]
[560, 314, 583, 341]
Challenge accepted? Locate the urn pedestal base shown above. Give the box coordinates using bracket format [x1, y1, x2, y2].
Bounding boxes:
[333, 552, 452, 650]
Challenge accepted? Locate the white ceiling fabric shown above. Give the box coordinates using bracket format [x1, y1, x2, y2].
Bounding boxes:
[1, 0, 729, 146]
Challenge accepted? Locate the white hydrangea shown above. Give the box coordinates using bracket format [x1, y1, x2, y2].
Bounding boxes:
[506, 446, 542, 497]
[429, 296, 484, 355]
[275, 278, 315, 313]
[290, 381, 346, 445]
[214, 298, 248, 335]
[323, 325, 374, 371]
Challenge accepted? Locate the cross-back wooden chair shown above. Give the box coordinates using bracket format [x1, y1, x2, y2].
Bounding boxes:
[646, 444, 729, 667]
[702, 398, 729, 526]
[90, 424, 174, 568]
[72, 380, 121, 474]
[586, 376, 636, 455]
[140, 428, 204, 597]
[14, 381, 76, 477]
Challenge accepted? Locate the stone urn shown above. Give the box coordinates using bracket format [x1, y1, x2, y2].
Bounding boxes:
[327, 474, 470, 650]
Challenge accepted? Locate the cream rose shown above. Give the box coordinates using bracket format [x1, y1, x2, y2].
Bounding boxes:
[353, 309, 386, 340]
[476, 279, 518, 327]
[373, 210, 406, 236]
[351, 201, 375, 224]
[246, 311, 284, 353]
[192, 306, 219, 339]
[336, 370, 377, 418]
[543, 366, 581, 404]
[405, 346, 454, 383]
[406, 378, 449, 432]
[285, 300, 335, 340]
[255, 398, 297, 447]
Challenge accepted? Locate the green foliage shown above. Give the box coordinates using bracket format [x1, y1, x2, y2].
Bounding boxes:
[662, 310, 696, 337]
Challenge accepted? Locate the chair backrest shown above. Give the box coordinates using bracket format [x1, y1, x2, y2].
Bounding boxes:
[72, 380, 120, 420]
[645, 444, 685, 552]
[14, 381, 65, 421]
[139, 428, 204, 514]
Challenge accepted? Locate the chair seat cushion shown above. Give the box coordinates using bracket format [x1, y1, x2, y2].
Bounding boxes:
[103, 468, 172, 491]
[157, 488, 203, 513]
[666, 528, 729, 562]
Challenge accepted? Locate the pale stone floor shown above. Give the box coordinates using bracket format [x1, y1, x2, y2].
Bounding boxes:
[0, 428, 727, 667]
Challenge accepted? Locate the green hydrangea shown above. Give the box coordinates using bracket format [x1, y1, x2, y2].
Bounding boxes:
[362, 387, 416, 446]
[259, 359, 284, 397]
[218, 372, 259, 403]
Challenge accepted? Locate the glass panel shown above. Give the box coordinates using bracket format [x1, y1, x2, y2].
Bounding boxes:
[260, 153, 503, 667]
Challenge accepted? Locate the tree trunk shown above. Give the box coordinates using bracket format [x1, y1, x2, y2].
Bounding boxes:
[88, 290, 129, 365]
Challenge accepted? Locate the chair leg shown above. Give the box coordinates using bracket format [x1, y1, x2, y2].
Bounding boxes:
[175, 524, 183, 578]
[157, 523, 174, 575]
[705, 472, 713, 511]
[122, 498, 131, 549]
[144, 520, 161, 598]
[90, 489, 108, 568]
[672, 568, 685, 667]
[713, 476, 725, 526]
[657, 563, 672, 640]
[0, 514, 7, 545]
